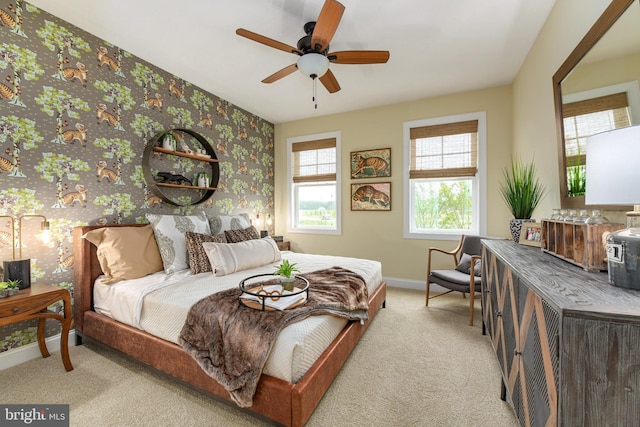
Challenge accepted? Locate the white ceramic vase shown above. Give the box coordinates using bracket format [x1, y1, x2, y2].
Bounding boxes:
[197, 173, 209, 188]
[279, 277, 295, 292]
[162, 136, 177, 150]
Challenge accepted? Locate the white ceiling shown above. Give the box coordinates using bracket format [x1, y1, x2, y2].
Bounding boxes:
[27, 0, 557, 124]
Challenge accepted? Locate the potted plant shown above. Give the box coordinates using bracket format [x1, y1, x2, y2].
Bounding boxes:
[567, 149, 586, 197]
[161, 132, 178, 151]
[499, 156, 546, 242]
[0, 279, 20, 297]
[273, 259, 300, 291]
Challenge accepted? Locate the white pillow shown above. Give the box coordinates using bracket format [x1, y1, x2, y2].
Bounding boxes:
[146, 212, 211, 274]
[202, 238, 281, 277]
[205, 213, 251, 234]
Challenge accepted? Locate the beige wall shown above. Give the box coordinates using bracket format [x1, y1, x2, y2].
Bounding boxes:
[511, 0, 611, 217]
[275, 0, 626, 284]
[275, 86, 513, 283]
[562, 52, 640, 96]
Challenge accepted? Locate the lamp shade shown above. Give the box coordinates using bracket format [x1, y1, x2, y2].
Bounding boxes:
[297, 53, 329, 78]
[585, 125, 640, 205]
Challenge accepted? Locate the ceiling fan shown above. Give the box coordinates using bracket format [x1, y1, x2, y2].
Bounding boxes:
[236, 0, 390, 96]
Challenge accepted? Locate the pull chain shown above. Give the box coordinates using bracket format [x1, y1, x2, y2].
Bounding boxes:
[311, 74, 318, 109]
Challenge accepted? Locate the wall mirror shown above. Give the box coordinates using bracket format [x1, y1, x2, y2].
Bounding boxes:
[553, 0, 640, 210]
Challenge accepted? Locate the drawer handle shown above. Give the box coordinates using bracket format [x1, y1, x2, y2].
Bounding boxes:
[495, 310, 502, 317]
[12, 307, 19, 313]
[514, 349, 522, 356]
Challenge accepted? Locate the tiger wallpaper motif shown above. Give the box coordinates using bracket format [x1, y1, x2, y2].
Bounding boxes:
[0, 0, 275, 352]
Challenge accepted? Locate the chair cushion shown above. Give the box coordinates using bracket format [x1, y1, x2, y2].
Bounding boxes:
[429, 269, 482, 293]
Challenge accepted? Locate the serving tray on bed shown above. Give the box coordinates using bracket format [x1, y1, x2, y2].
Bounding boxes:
[239, 274, 309, 311]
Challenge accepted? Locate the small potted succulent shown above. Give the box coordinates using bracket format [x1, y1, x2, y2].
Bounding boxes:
[0, 279, 21, 297]
[273, 259, 300, 292]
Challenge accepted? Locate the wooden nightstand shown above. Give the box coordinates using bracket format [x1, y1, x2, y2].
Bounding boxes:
[0, 283, 73, 371]
[276, 241, 290, 251]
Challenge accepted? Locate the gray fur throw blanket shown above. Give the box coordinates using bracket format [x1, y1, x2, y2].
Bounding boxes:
[178, 266, 369, 407]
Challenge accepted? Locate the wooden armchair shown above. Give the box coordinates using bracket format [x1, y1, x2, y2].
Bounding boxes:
[426, 235, 484, 326]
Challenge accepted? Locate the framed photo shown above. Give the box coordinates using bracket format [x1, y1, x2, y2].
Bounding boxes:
[519, 222, 542, 246]
[351, 182, 391, 211]
[350, 148, 391, 179]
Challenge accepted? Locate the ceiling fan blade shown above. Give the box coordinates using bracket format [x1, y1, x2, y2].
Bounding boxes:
[319, 69, 341, 93]
[236, 28, 302, 55]
[328, 50, 390, 64]
[310, 0, 345, 53]
[262, 63, 298, 84]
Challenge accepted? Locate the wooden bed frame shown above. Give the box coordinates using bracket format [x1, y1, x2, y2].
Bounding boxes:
[72, 225, 387, 427]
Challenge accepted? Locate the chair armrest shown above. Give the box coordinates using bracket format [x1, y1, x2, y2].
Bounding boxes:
[428, 247, 458, 264]
[426, 235, 466, 278]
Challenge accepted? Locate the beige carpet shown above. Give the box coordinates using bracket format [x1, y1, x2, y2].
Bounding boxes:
[0, 288, 518, 426]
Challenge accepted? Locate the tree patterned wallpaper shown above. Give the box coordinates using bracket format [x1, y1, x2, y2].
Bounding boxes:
[0, 0, 275, 353]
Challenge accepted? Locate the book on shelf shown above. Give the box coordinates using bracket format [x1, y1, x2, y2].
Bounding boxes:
[241, 284, 305, 310]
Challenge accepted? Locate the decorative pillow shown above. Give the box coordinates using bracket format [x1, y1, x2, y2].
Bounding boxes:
[474, 260, 482, 277]
[455, 253, 482, 276]
[205, 212, 251, 235]
[202, 238, 281, 277]
[185, 231, 227, 275]
[146, 212, 211, 274]
[82, 225, 163, 284]
[224, 226, 260, 243]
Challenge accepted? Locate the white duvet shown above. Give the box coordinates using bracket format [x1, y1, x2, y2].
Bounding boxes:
[93, 251, 382, 383]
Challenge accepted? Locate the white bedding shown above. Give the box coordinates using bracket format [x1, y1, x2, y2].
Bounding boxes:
[93, 251, 382, 383]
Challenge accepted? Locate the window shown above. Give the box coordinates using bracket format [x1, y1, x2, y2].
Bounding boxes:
[404, 112, 486, 240]
[562, 92, 631, 197]
[287, 131, 341, 234]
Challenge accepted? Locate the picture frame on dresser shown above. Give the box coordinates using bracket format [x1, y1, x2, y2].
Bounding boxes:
[518, 222, 542, 246]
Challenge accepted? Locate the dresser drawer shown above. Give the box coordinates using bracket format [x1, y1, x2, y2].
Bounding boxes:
[0, 292, 59, 318]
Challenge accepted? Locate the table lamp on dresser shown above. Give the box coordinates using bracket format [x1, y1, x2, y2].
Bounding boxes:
[586, 124, 640, 289]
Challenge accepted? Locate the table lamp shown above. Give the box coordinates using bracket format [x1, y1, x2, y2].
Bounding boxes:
[586, 125, 640, 289]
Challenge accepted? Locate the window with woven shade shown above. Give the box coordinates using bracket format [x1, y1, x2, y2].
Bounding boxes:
[291, 138, 336, 183]
[404, 113, 486, 239]
[287, 132, 341, 234]
[562, 92, 631, 196]
[409, 120, 478, 180]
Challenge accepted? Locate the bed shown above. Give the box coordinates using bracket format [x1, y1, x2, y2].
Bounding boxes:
[72, 224, 386, 427]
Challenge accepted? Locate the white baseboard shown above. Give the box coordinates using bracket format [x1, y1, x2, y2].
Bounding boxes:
[0, 330, 76, 371]
[383, 276, 448, 293]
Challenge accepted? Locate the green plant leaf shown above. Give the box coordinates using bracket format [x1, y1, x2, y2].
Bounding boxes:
[273, 259, 300, 278]
[499, 156, 547, 219]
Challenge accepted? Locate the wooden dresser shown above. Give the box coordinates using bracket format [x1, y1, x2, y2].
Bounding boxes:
[481, 239, 640, 427]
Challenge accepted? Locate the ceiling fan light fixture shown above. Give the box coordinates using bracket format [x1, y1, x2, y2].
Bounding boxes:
[297, 53, 329, 79]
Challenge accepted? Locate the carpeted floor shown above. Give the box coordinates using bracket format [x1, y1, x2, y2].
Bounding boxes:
[0, 287, 518, 426]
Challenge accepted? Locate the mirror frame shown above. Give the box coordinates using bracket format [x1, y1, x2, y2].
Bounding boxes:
[553, 0, 635, 210]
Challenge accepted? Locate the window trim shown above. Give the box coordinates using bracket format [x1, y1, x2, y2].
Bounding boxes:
[403, 112, 487, 240]
[562, 81, 640, 123]
[286, 131, 341, 235]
